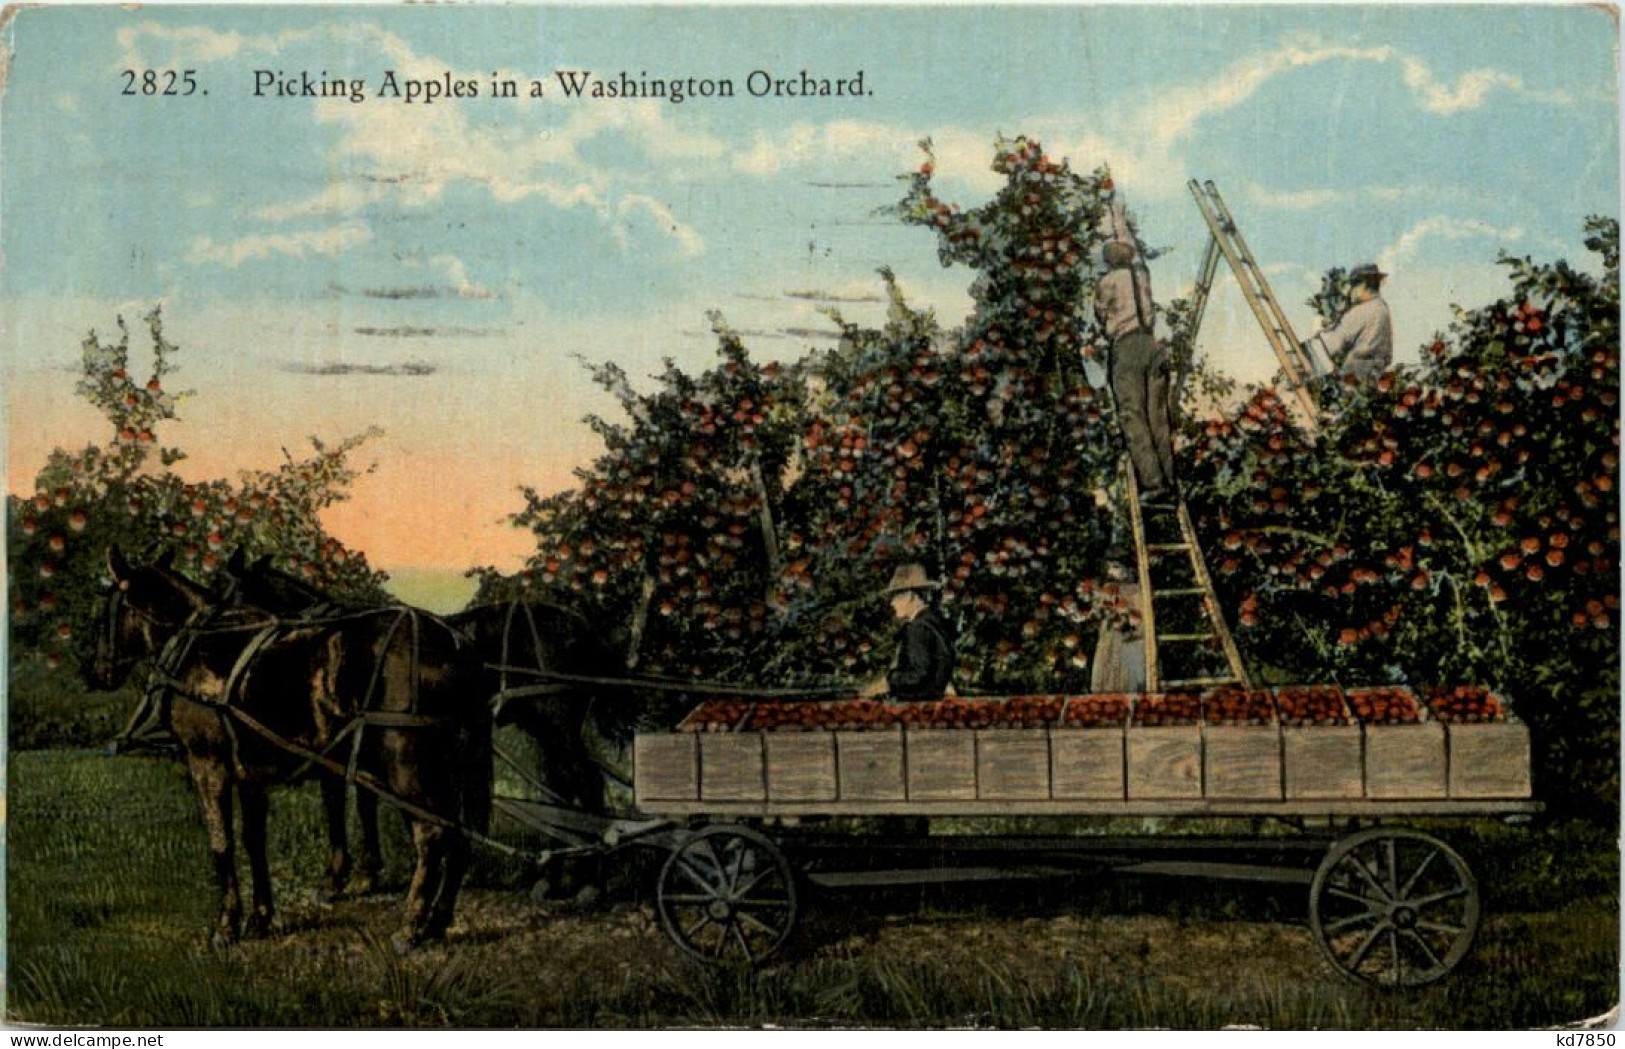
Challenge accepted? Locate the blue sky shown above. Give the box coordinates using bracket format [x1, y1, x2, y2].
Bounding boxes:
[3, 4, 1617, 597]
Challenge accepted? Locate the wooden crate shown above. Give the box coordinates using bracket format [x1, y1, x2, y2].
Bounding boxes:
[699, 733, 765, 801]
[1204, 725, 1283, 800]
[976, 729, 1051, 800]
[634, 733, 699, 803]
[905, 729, 977, 801]
[837, 730, 905, 801]
[765, 732, 838, 802]
[1127, 726, 1202, 799]
[1447, 720, 1532, 798]
[1364, 723, 1447, 799]
[1050, 727, 1126, 799]
[1282, 726, 1363, 799]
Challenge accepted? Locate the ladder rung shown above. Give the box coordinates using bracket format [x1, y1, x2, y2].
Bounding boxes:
[1152, 588, 1207, 598]
[1161, 676, 1243, 689]
[1146, 543, 1189, 552]
[1157, 632, 1217, 643]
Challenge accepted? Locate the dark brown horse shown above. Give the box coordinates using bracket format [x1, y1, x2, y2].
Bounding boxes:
[447, 598, 633, 816]
[93, 547, 491, 952]
[218, 550, 382, 902]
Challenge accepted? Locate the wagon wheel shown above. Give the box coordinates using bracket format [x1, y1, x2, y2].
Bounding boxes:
[1309, 827, 1480, 988]
[656, 824, 798, 966]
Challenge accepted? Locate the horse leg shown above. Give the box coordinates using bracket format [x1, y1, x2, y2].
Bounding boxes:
[353, 788, 381, 896]
[422, 829, 468, 942]
[319, 776, 352, 903]
[186, 751, 241, 948]
[238, 782, 275, 938]
[391, 818, 448, 954]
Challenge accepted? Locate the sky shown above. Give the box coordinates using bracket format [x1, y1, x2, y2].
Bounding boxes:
[2, 4, 1618, 607]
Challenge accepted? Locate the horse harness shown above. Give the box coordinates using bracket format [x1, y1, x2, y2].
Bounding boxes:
[133, 597, 452, 803]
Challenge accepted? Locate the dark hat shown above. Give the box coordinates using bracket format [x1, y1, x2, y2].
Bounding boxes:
[1102, 240, 1137, 268]
[1349, 263, 1388, 285]
[884, 562, 941, 595]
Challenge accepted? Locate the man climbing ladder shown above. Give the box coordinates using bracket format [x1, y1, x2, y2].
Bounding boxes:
[1096, 190, 1177, 501]
[1092, 184, 1251, 692]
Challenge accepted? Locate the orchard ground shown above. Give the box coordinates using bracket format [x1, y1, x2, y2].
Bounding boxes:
[7, 743, 1617, 1029]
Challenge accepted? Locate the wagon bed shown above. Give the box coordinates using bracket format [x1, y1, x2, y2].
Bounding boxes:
[633, 685, 1535, 818]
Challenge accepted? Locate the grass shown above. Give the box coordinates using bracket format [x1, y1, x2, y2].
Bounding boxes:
[7, 748, 1619, 1028]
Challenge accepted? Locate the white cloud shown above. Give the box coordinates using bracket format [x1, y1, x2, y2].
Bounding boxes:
[1243, 181, 1459, 212]
[735, 120, 918, 177]
[1397, 57, 1575, 115]
[726, 32, 1582, 204]
[187, 222, 373, 267]
[114, 23, 318, 69]
[614, 195, 705, 257]
[1371, 215, 1573, 276]
[255, 182, 387, 223]
[429, 254, 498, 300]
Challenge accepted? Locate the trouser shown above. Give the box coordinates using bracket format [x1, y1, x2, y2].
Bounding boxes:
[1110, 329, 1174, 493]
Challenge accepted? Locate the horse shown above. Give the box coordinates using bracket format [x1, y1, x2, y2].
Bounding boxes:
[222, 555, 630, 885]
[444, 597, 633, 816]
[92, 546, 492, 952]
[217, 550, 382, 902]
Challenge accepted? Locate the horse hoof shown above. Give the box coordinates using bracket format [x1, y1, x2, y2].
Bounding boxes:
[210, 929, 238, 951]
[244, 915, 273, 939]
[389, 930, 418, 957]
[352, 874, 379, 897]
[529, 878, 554, 905]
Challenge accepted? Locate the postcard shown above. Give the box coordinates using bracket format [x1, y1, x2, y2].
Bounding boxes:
[3, 3, 1618, 1031]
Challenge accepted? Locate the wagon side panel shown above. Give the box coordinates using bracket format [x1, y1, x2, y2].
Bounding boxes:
[1447, 720, 1532, 798]
[634, 733, 699, 803]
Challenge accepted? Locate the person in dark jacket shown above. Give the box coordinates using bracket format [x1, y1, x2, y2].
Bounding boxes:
[881, 562, 956, 700]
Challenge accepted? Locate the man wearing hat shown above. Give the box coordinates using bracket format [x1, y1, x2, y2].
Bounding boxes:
[1096, 238, 1176, 501]
[876, 562, 956, 701]
[1306, 264, 1393, 384]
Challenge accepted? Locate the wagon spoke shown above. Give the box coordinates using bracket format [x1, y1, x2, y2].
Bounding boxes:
[1411, 885, 1469, 909]
[732, 864, 778, 900]
[697, 839, 729, 888]
[729, 921, 757, 963]
[662, 893, 719, 905]
[1347, 852, 1393, 902]
[737, 910, 782, 938]
[1326, 886, 1388, 910]
[1324, 910, 1383, 934]
[1397, 847, 1438, 900]
[1384, 837, 1399, 898]
[723, 844, 748, 895]
[682, 913, 715, 942]
[676, 857, 723, 894]
[1344, 922, 1387, 972]
[1403, 928, 1445, 972]
[1387, 929, 1404, 985]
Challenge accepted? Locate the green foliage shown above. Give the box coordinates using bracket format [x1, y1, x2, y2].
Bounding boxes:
[1184, 220, 1620, 813]
[1307, 266, 1355, 329]
[8, 308, 390, 709]
[485, 137, 1128, 695]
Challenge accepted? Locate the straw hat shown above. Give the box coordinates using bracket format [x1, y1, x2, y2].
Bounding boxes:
[884, 562, 941, 595]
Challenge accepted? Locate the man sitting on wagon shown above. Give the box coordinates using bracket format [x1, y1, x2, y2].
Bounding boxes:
[872, 562, 956, 701]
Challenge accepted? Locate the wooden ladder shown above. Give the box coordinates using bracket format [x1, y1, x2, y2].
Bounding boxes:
[1187, 179, 1323, 431]
[1124, 465, 1252, 692]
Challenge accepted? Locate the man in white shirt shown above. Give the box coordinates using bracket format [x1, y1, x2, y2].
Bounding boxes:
[1306, 264, 1393, 384]
[1096, 239, 1175, 500]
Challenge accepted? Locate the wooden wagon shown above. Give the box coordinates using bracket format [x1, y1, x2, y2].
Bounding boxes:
[620, 684, 1536, 987]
